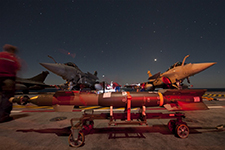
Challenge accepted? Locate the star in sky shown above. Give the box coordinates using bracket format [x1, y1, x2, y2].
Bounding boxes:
[1, 0, 225, 88]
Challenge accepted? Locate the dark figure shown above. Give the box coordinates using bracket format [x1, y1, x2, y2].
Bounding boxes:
[0, 44, 20, 123]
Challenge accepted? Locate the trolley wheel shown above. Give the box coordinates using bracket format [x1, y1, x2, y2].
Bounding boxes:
[68, 132, 85, 147]
[175, 124, 189, 139]
[167, 120, 176, 132]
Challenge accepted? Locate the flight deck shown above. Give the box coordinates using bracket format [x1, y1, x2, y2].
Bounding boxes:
[0, 92, 225, 150]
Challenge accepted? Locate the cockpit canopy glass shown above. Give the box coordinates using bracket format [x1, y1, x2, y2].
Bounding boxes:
[64, 62, 81, 71]
[168, 62, 185, 70]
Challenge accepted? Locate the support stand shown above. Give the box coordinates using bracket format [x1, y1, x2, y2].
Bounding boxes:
[68, 108, 189, 148]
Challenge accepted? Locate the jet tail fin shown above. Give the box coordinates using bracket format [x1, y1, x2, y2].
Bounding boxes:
[29, 71, 49, 82]
[86, 72, 99, 80]
[94, 71, 98, 76]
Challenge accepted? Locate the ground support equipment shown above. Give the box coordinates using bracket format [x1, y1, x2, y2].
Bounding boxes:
[68, 109, 188, 148]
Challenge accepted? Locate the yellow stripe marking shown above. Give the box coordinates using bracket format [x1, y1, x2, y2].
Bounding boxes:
[98, 107, 110, 110]
[13, 105, 53, 109]
[30, 96, 38, 100]
[81, 106, 102, 110]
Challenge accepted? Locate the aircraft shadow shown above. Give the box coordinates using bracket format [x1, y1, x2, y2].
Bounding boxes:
[11, 114, 30, 120]
[17, 127, 71, 136]
[16, 124, 225, 138]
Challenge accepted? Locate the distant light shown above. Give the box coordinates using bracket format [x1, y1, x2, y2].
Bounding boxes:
[154, 59, 157, 62]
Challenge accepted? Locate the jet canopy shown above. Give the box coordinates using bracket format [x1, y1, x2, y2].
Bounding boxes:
[64, 62, 82, 72]
[168, 62, 186, 70]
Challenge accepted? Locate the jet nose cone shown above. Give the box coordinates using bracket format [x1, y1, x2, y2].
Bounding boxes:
[40, 63, 60, 71]
[40, 63, 65, 76]
[196, 62, 216, 69]
[191, 62, 216, 75]
[206, 62, 217, 67]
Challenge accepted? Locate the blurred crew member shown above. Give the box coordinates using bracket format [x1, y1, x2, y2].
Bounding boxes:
[0, 44, 20, 123]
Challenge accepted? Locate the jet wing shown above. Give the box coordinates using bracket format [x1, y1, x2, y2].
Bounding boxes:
[16, 79, 49, 86]
[148, 72, 161, 80]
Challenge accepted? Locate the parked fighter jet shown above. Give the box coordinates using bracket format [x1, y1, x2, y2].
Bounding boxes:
[143, 55, 216, 90]
[40, 57, 99, 90]
[16, 71, 50, 93]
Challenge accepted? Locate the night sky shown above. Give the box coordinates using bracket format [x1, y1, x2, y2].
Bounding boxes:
[1, 0, 225, 88]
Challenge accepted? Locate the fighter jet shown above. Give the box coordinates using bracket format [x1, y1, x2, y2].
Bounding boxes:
[16, 71, 51, 93]
[40, 61, 99, 90]
[143, 55, 216, 90]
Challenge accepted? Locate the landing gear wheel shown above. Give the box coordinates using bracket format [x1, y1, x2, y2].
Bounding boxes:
[167, 120, 176, 132]
[175, 124, 189, 139]
[68, 132, 85, 147]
